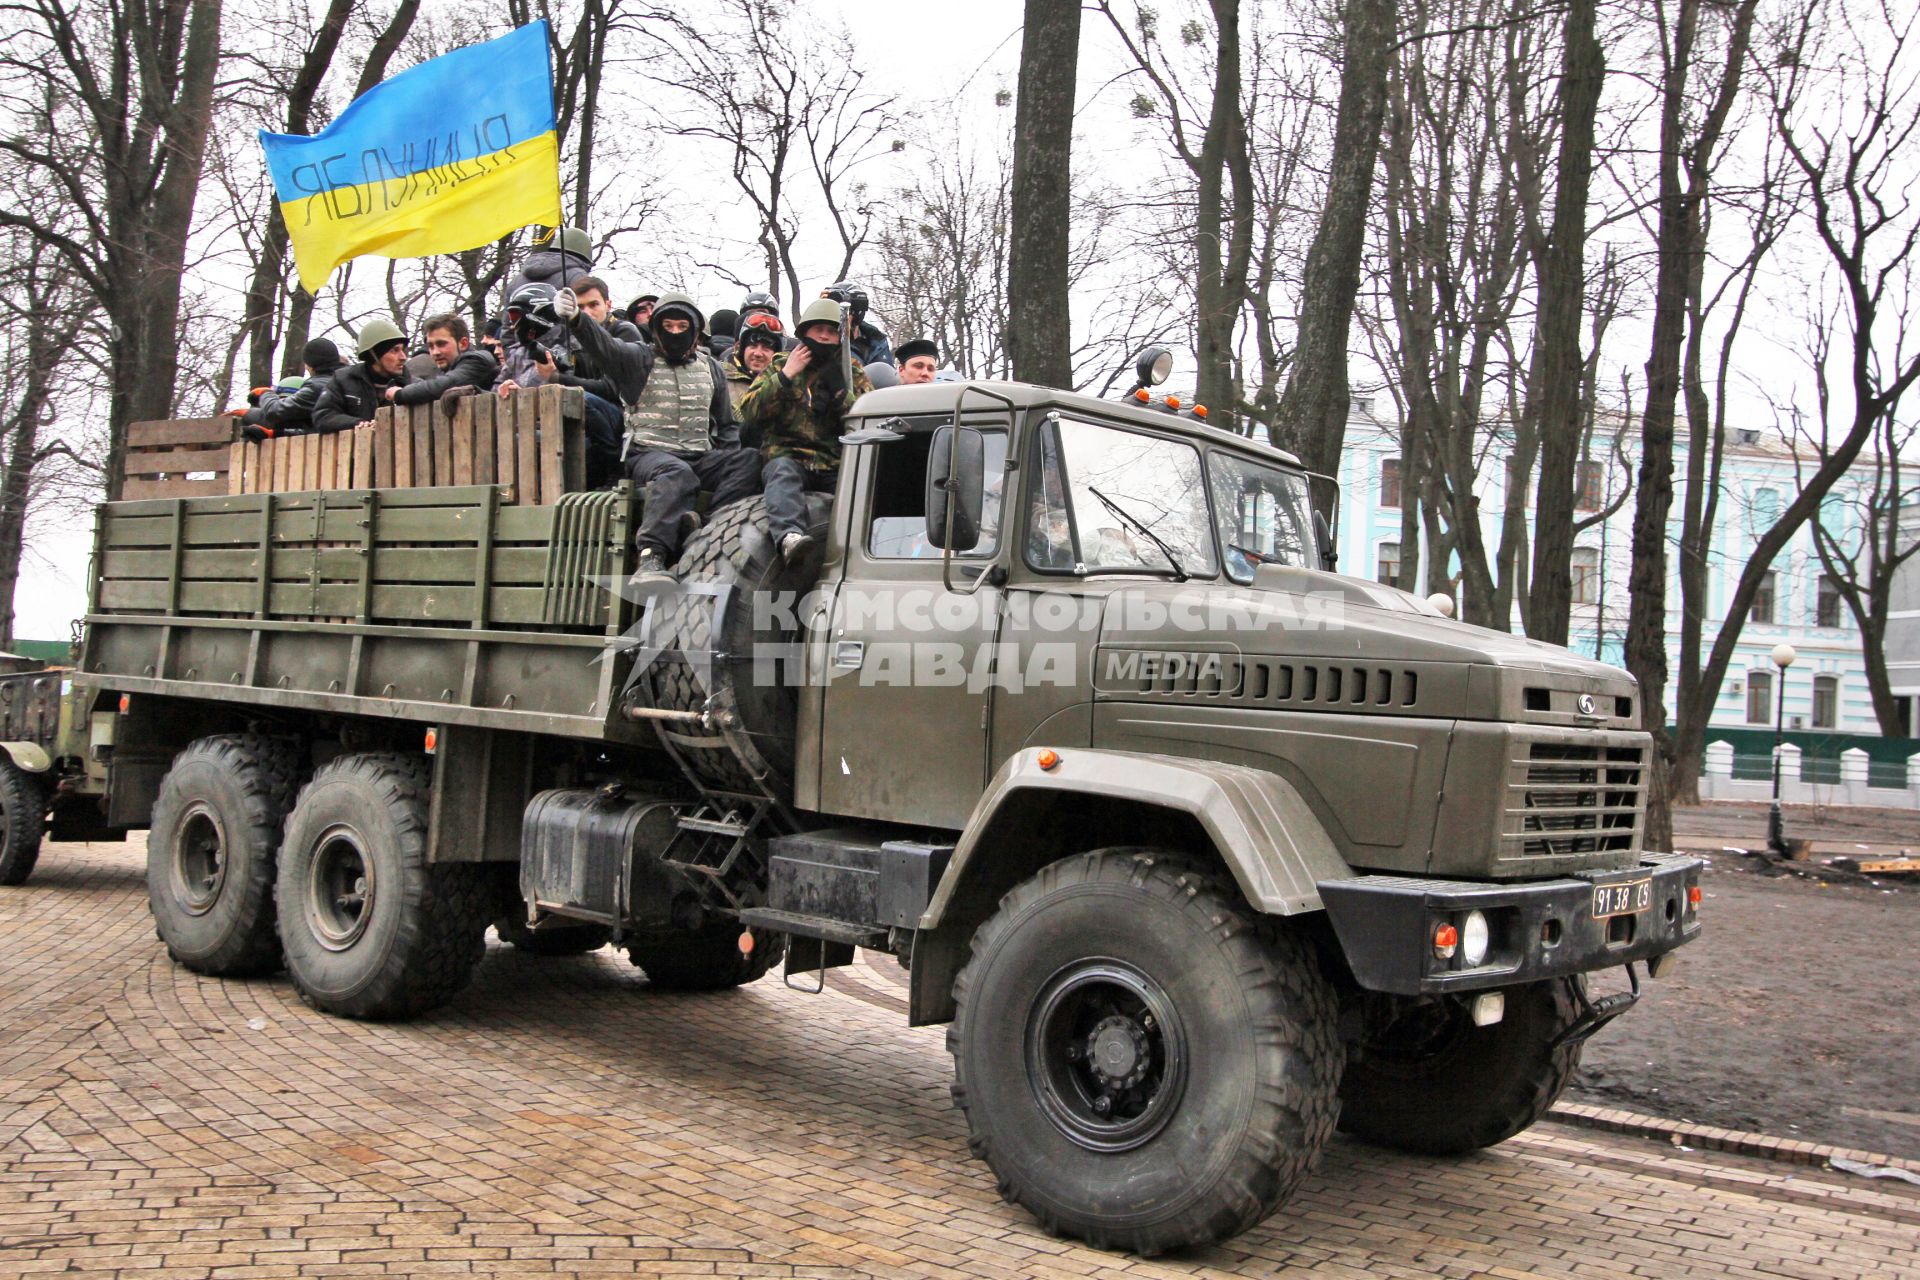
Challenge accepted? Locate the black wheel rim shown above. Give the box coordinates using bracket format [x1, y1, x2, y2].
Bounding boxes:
[1024, 959, 1188, 1153]
[171, 803, 228, 916]
[305, 825, 376, 951]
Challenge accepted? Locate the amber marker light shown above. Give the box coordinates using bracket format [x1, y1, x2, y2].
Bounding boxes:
[118, 693, 131, 713]
[1433, 922, 1459, 960]
[1165, 396, 1182, 409]
[424, 728, 438, 754]
[1192, 404, 1209, 419]
[1037, 749, 1061, 771]
[1134, 388, 1152, 403]
[738, 930, 756, 955]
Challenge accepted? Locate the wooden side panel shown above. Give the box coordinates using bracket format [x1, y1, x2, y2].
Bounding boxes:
[352, 425, 375, 488]
[287, 435, 307, 491]
[494, 396, 517, 499]
[411, 408, 434, 487]
[471, 397, 496, 485]
[514, 392, 539, 505]
[373, 415, 395, 488]
[433, 407, 455, 488]
[451, 398, 476, 485]
[228, 442, 246, 495]
[392, 412, 415, 487]
[538, 385, 566, 506]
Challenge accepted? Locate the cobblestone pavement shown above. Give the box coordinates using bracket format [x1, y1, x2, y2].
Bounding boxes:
[4, 841, 1917, 1279]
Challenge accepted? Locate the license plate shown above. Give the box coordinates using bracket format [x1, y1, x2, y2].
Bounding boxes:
[1591, 876, 1652, 919]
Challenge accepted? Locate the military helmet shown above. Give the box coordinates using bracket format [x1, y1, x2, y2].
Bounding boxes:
[534, 224, 591, 260]
[625, 288, 660, 323]
[648, 290, 706, 335]
[740, 290, 779, 319]
[796, 297, 845, 333]
[354, 317, 406, 358]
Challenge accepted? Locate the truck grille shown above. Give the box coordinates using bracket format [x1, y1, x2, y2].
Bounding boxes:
[1502, 737, 1645, 858]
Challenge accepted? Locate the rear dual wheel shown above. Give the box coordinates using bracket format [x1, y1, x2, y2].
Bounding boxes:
[0, 755, 48, 886]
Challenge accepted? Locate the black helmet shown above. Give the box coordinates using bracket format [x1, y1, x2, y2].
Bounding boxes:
[505, 282, 559, 338]
[740, 290, 779, 320]
[823, 280, 870, 319]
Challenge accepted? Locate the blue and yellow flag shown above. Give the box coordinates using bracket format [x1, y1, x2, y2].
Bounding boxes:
[261, 22, 562, 292]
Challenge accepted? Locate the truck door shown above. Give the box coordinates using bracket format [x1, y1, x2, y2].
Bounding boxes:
[816, 421, 1009, 829]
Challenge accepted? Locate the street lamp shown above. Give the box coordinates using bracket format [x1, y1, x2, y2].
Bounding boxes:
[1767, 642, 1797, 857]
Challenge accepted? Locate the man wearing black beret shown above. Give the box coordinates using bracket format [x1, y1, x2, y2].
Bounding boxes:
[895, 338, 939, 385]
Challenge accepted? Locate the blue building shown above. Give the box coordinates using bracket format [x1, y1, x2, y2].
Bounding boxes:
[1330, 399, 1885, 735]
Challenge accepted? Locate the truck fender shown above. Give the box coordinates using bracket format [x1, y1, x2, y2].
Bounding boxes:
[925, 748, 1353, 924]
[0, 741, 52, 773]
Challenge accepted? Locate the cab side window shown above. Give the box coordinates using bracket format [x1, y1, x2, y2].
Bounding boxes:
[866, 425, 1008, 559]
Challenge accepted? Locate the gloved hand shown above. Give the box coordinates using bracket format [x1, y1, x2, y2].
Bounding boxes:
[247, 385, 273, 406]
[552, 287, 579, 323]
[241, 424, 274, 442]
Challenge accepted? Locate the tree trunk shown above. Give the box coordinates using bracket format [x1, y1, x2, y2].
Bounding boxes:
[1193, 0, 1252, 428]
[1006, 0, 1081, 388]
[1268, 0, 1393, 475]
[1523, 0, 1603, 647]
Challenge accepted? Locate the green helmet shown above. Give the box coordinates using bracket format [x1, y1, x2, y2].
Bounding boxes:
[354, 318, 405, 358]
[533, 224, 591, 260]
[649, 290, 705, 333]
[795, 297, 844, 333]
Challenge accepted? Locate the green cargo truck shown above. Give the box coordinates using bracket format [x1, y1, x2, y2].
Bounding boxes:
[0, 650, 119, 884]
[76, 382, 1701, 1253]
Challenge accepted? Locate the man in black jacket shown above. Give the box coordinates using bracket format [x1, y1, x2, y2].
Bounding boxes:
[553, 288, 758, 585]
[530, 275, 632, 486]
[238, 338, 345, 439]
[388, 314, 498, 409]
[309, 319, 410, 435]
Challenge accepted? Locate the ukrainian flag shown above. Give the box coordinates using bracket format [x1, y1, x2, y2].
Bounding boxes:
[261, 22, 562, 292]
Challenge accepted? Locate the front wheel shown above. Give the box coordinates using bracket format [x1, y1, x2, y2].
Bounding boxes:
[0, 755, 48, 886]
[1337, 979, 1584, 1155]
[949, 849, 1342, 1256]
[276, 753, 492, 1019]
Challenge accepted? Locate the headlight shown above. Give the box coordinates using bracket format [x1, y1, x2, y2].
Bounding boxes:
[1461, 910, 1490, 966]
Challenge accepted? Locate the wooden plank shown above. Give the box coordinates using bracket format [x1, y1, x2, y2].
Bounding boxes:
[120, 476, 228, 501]
[452, 397, 476, 486]
[287, 434, 306, 492]
[373, 416, 395, 488]
[1855, 859, 1920, 875]
[123, 446, 233, 476]
[271, 437, 290, 493]
[308, 545, 549, 584]
[433, 410, 455, 488]
[227, 442, 245, 495]
[308, 435, 323, 491]
[392, 411, 414, 487]
[318, 433, 337, 489]
[493, 393, 517, 497]
[411, 408, 434, 486]
[352, 425, 375, 488]
[338, 430, 356, 487]
[128, 418, 235, 448]
[538, 385, 566, 505]
[514, 391, 539, 505]
[471, 397, 496, 485]
[243, 441, 263, 494]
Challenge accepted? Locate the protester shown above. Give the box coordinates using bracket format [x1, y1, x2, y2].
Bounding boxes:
[723, 314, 784, 411]
[308, 319, 410, 435]
[552, 287, 758, 586]
[238, 338, 346, 439]
[534, 275, 638, 486]
[503, 225, 593, 299]
[894, 339, 938, 386]
[494, 283, 577, 394]
[388, 314, 498, 410]
[708, 308, 738, 362]
[739, 297, 874, 566]
[739, 291, 779, 326]
[820, 281, 893, 368]
[625, 288, 659, 331]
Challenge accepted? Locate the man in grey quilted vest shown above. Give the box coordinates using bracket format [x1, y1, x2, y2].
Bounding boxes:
[554, 289, 759, 587]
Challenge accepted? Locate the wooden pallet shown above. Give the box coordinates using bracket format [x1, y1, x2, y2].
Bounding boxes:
[222, 385, 586, 506]
[122, 419, 235, 500]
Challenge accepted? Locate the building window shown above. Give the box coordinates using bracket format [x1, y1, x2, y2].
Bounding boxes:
[1816, 574, 1843, 627]
[1570, 547, 1599, 604]
[1575, 459, 1605, 511]
[1746, 670, 1773, 725]
[1812, 675, 1838, 729]
[1750, 570, 1776, 624]
[1380, 457, 1401, 509]
[1377, 541, 1401, 587]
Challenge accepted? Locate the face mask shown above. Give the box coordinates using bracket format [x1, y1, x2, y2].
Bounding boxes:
[657, 326, 697, 360]
[799, 334, 837, 364]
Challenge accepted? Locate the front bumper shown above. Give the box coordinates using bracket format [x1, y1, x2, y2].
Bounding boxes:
[1318, 853, 1702, 995]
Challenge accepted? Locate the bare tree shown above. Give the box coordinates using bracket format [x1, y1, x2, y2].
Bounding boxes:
[1007, 0, 1082, 387]
[0, 0, 225, 496]
[873, 141, 1014, 378]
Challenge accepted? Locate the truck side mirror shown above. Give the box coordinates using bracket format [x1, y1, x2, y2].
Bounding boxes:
[926, 425, 985, 551]
[1313, 509, 1337, 572]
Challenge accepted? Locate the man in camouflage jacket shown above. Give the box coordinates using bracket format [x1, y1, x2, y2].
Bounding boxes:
[738, 297, 874, 566]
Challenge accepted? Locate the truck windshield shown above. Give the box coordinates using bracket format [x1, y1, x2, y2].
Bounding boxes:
[1031, 418, 1220, 577]
[1210, 452, 1316, 584]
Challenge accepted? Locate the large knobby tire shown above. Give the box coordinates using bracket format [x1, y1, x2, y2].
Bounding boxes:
[626, 920, 786, 991]
[1337, 978, 1584, 1155]
[494, 916, 615, 956]
[645, 493, 831, 792]
[146, 735, 300, 975]
[949, 849, 1343, 1256]
[0, 755, 47, 886]
[276, 753, 493, 1019]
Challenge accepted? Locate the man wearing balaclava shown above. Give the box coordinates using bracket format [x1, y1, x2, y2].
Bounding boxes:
[737, 297, 875, 567]
[552, 287, 758, 587]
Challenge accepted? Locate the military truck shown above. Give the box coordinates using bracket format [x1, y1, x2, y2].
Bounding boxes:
[75, 381, 1701, 1254]
[0, 651, 119, 885]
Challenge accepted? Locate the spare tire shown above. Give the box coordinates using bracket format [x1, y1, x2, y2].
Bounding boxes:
[643, 493, 830, 794]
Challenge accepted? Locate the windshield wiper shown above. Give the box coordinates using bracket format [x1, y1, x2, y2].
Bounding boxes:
[1086, 486, 1189, 581]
